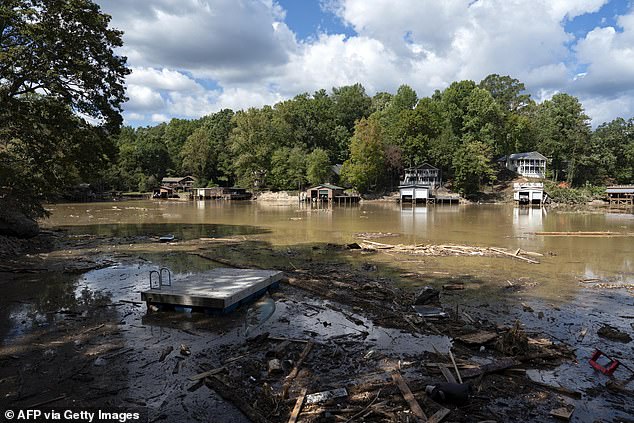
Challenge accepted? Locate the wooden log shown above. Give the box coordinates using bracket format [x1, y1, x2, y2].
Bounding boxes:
[282, 340, 314, 398]
[205, 376, 272, 423]
[391, 371, 427, 422]
[461, 357, 519, 378]
[439, 365, 457, 384]
[489, 247, 539, 264]
[189, 366, 226, 381]
[288, 388, 307, 423]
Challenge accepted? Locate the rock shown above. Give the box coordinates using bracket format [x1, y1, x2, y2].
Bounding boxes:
[597, 325, 632, 343]
[414, 286, 440, 305]
[267, 359, 283, 375]
[0, 208, 39, 238]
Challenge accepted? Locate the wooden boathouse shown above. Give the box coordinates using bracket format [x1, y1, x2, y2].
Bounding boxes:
[513, 182, 547, 205]
[606, 185, 634, 206]
[398, 164, 458, 204]
[304, 184, 360, 205]
[161, 176, 196, 192]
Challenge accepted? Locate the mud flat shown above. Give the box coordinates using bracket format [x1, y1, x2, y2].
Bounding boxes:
[1, 231, 632, 422]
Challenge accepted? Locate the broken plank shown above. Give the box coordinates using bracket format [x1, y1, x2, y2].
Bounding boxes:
[456, 331, 498, 345]
[391, 371, 427, 422]
[489, 247, 539, 264]
[449, 350, 463, 384]
[550, 407, 574, 420]
[461, 357, 519, 378]
[282, 340, 314, 398]
[189, 366, 226, 381]
[205, 376, 272, 423]
[288, 388, 307, 423]
[439, 365, 457, 384]
[428, 408, 451, 423]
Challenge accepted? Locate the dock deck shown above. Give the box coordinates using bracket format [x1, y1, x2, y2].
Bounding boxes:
[141, 268, 283, 312]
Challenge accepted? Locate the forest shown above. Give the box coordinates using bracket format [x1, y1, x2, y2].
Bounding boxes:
[101, 76, 634, 197]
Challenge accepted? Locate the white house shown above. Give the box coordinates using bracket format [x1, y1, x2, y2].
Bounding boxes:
[499, 152, 547, 178]
[513, 182, 547, 204]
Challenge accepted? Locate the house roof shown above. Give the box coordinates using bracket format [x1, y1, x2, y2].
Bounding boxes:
[499, 151, 547, 161]
[331, 164, 342, 175]
[606, 185, 634, 193]
[162, 176, 195, 183]
[405, 163, 438, 171]
[308, 184, 345, 191]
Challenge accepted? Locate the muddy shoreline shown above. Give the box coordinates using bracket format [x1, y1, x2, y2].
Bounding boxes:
[1, 231, 633, 422]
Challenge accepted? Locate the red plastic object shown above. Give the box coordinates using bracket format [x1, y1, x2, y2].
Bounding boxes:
[589, 350, 620, 375]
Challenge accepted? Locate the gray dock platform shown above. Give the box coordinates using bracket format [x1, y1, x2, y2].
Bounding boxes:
[141, 268, 283, 312]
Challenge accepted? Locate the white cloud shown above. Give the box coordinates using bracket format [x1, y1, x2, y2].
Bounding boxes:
[96, 0, 634, 126]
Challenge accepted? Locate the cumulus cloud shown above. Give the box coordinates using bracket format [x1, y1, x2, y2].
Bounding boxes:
[95, 0, 633, 126]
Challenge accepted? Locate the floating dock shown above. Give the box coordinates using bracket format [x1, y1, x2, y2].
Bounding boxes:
[141, 268, 283, 313]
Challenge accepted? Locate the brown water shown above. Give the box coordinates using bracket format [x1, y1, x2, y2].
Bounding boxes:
[3, 200, 633, 421]
[43, 200, 634, 290]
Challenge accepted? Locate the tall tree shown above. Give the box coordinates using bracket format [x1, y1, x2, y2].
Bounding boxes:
[479, 74, 531, 112]
[535, 93, 591, 184]
[331, 83, 372, 132]
[0, 0, 129, 228]
[306, 148, 332, 186]
[341, 117, 385, 192]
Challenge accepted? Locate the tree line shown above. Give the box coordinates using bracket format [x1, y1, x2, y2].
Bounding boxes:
[102, 76, 634, 196]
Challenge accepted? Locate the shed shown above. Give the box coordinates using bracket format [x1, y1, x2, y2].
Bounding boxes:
[153, 186, 174, 199]
[606, 185, 634, 206]
[513, 182, 546, 204]
[194, 187, 252, 200]
[306, 184, 345, 202]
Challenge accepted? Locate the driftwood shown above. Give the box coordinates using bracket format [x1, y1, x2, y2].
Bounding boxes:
[205, 376, 272, 423]
[534, 231, 634, 237]
[391, 371, 427, 421]
[282, 340, 314, 399]
[360, 240, 540, 264]
[288, 387, 307, 423]
[448, 350, 463, 384]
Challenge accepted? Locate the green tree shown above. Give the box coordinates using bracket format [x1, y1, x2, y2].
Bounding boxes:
[462, 88, 504, 155]
[479, 74, 531, 112]
[441, 80, 477, 138]
[535, 93, 591, 184]
[306, 148, 332, 185]
[589, 118, 634, 184]
[1, 0, 129, 223]
[230, 107, 290, 188]
[181, 127, 213, 181]
[453, 141, 497, 195]
[341, 117, 385, 192]
[269, 146, 307, 190]
[331, 83, 372, 132]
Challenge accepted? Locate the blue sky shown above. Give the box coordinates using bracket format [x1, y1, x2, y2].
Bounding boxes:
[97, 0, 634, 127]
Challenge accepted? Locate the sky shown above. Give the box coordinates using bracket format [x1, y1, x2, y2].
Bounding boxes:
[95, 0, 634, 127]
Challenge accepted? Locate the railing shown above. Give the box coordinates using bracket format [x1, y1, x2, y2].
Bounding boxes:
[149, 267, 172, 290]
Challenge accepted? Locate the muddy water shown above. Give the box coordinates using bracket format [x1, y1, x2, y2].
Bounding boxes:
[4, 200, 633, 421]
[44, 200, 634, 288]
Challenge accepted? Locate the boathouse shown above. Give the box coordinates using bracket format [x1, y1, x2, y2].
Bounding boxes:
[305, 184, 360, 204]
[161, 176, 196, 192]
[153, 186, 174, 199]
[499, 152, 547, 178]
[513, 182, 547, 204]
[193, 187, 252, 200]
[398, 164, 442, 203]
[606, 185, 634, 206]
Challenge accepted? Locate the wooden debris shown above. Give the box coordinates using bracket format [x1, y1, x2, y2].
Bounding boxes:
[359, 240, 540, 264]
[461, 357, 519, 378]
[530, 380, 581, 399]
[439, 365, 457, 384]
[391, 371, 427, 421]
[205, 376, 272, 423]
[442, 283, 464, 290]
[282, 340, 314, 398]
[456, 331, 497, 345]
[428, 408, 451, 423]
[534, 231, 633, 237]
[550, 406, 574, 420]
[188, 366, 226, 381]
[288, 388, 307, 423]
[26, 394, 67, 408]
[448, 350, 463, 384]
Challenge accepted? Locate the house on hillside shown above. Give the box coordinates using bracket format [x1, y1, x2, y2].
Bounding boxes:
[499, 152, 547, 178]
[161, 176, 196, 192]
[398, 164, 442, 203]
